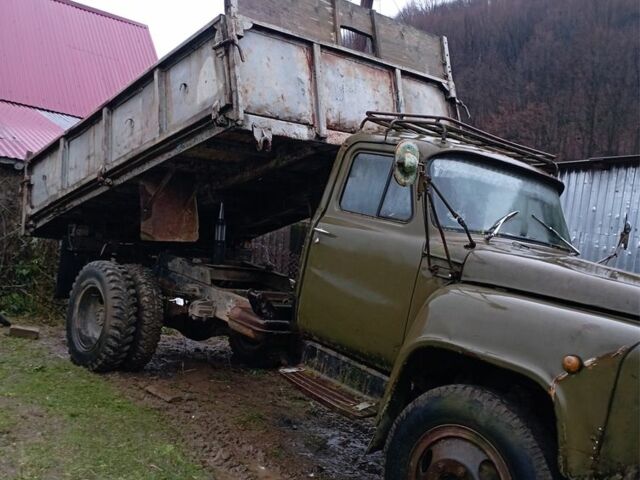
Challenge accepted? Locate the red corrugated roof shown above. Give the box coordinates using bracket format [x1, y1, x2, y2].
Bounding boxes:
[0, 101, 79, 162]
[0, 0, 157, 118]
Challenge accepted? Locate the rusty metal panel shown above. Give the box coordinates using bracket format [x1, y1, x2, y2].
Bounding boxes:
[239, 31, 315, 125]
[165, 37, 222, 129]
[402, 76, 450, 117]
[559, 159, 640, 273]
[322, 51, 395, 132]
[67, 123, 103, 189]
[140, 171, 199, 242]
[110, 81, 156, 161]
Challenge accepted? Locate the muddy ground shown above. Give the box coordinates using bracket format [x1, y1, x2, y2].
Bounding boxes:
[42, 328, 383, 480]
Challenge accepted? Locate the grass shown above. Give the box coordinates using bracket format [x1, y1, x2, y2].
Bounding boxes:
[0, 336, 208, 480]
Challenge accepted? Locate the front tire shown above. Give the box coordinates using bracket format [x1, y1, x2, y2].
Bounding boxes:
[384, 384, 556, 480]
[66, 261, 137, 372]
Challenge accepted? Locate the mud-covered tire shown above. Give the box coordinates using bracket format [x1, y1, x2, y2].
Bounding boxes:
[120, 265, 164, 371]
[228, 331, 282, 368]
[66, 261, 137, 372]
[384, 384, 557, 480]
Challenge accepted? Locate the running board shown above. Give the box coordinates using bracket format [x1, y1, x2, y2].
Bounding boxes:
[279, 366, 378, 419]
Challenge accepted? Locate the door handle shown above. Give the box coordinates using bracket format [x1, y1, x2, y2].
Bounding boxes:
[313, 227, 332, 236]
[312, 227, 336, 243]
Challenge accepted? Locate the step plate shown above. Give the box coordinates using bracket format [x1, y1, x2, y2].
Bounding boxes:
[279, 367, 377, 419]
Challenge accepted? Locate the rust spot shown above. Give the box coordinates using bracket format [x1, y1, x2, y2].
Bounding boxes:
[548, 371, 569, 399]
[584, 344, 631, 370]
[139, 170, 199, 242]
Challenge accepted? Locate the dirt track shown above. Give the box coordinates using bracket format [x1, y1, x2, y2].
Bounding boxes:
[44, 329, 383, 480]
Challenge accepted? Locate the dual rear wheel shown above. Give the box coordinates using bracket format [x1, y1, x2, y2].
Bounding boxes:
[66, 261, 163, 372]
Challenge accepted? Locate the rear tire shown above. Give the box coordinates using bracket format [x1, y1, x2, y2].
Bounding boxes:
[384, 384, 557, 480]
[66, 261, 137, 372]
[120, 265, 164, 371]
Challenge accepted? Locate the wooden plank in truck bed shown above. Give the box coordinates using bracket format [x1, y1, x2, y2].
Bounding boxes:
[236, 0, 447, 77]
[23, 0, 458, 241]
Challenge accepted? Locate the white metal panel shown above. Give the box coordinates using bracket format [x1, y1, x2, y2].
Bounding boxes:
[560, 161, 640, 273]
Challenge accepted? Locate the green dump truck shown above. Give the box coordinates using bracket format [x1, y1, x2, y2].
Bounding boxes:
[22, 1, 639, 479]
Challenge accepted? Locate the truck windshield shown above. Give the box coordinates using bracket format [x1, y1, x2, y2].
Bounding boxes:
[430, 155, 572, 250]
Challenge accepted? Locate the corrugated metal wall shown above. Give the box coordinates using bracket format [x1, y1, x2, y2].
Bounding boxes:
[559, 158, 640, 273]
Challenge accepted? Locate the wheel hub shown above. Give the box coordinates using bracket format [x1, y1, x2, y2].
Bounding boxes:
[73, 284, 106, 351]
[409, 425, 510, 480]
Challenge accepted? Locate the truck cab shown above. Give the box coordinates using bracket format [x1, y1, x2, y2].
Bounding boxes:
[290, 114, 639, 480]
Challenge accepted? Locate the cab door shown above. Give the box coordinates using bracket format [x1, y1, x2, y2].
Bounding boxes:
[297, 146, 425, 369]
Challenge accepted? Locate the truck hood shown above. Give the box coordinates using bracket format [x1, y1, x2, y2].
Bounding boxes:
[461, 248, 640, 319]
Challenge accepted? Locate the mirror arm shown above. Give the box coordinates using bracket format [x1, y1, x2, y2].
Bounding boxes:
[426, 185, 455, 275]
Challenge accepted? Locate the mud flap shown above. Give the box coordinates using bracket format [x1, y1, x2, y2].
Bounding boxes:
[140, 170, 199, 242]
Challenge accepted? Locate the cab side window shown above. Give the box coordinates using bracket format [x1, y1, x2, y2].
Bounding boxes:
[340, 152, 412, 221]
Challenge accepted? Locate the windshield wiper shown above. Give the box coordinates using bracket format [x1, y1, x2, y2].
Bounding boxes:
[531, 214, 580, 255]
[485, 211, 519, 241]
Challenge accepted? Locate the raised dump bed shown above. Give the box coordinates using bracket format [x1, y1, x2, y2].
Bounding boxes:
[23, 0, 458, 245]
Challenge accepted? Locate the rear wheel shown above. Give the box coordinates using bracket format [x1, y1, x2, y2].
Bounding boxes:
[66, 261, 136, 372]
[384, 384, 557, 480]
[120, 265, 164, 371]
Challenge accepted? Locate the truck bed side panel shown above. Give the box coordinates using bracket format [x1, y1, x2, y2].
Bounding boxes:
[24, 2, 456, 237]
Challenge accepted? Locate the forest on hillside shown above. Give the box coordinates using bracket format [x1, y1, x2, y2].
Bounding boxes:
[399, 0, 640, 160]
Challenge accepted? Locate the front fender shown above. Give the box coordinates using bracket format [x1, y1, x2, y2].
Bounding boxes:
[373, 283, 638, 478]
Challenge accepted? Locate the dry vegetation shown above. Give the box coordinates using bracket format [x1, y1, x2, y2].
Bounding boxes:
[0, 168, 61, 321]
[401, 0, 640, 160]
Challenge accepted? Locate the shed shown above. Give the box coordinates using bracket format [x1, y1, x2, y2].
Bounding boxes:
[559, 155, 640, 273]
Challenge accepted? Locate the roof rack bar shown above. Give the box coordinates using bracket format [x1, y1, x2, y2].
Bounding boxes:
[360, 111, 558, 175]
[365, 111, 555, 160]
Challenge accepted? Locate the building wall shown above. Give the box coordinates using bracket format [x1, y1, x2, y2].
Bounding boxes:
[559, 158, 640, 273]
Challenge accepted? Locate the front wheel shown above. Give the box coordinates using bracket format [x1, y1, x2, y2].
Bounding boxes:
[384, 384, 557, 480]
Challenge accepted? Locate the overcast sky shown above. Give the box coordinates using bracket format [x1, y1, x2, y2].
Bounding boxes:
[78, 0, 412, 58]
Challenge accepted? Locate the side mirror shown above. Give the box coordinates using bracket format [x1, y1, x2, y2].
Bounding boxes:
[393, 141, 420, 187]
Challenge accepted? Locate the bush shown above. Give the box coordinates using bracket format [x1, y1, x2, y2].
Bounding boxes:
[0, 168, 62, 322]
